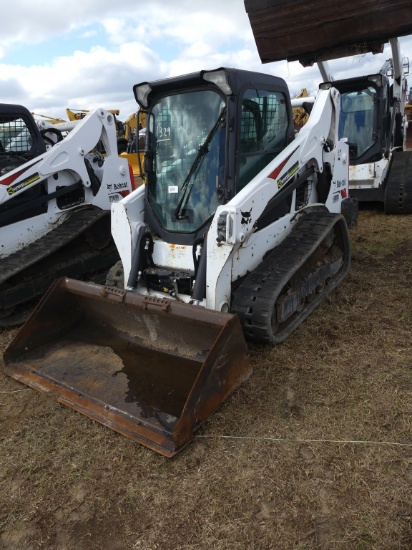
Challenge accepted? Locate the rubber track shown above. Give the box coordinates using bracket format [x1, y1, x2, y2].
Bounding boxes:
[231, 212, 350, 345]
[384, 151, 412, 215]
[0, 208, 108, 285]
[0, 245, 119, 326]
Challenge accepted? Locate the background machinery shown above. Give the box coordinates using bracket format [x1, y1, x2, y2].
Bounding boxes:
[0, 104, 134, 325]
[118, 110, 146, 186]
[66, 108, 146, 185]
[291, 89, 313, 131]
[318, 39, 411, 213]
[5, 67, 353, 456]
[31, 113, 67, 125]
[245, 0, 412, 214]
[67, 107, 128, 151]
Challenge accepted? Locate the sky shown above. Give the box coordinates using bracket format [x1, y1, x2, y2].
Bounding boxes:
[1, 0, 411, 123]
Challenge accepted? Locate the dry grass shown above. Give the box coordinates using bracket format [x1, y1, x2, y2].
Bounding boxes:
[1, 205, 412, 550]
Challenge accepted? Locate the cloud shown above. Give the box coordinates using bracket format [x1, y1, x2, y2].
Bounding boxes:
[0, 77, 27, 100]
[0, 0, 257, 118]
[0, 1, 411, 120]
[0, 41, 167, 119]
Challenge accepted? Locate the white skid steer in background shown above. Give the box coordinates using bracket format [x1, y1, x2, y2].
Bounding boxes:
[0, 105, 134, 324]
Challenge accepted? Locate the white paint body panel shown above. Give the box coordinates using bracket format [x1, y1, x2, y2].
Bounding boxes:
[111, 88, 349, 311]
[0, 109, 134, 258]
[349, 158, 390, 189]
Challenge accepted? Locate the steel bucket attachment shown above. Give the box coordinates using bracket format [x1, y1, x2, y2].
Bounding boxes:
[3, 278, 251, 457]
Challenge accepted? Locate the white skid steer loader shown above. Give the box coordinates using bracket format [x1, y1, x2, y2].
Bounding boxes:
[4, 68, 355, 456]
[0, 104, 135, 324]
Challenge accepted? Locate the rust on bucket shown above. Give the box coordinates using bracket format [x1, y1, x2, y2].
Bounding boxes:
[4, 278, 252, 457]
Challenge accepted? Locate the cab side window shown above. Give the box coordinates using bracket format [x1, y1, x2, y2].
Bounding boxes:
[238, 88, 288, 191]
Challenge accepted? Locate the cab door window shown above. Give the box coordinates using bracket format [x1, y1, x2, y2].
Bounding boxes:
[238, 89, 288, 191]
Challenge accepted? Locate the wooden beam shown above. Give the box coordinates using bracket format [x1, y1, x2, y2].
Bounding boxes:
[245, 0, 412, 65]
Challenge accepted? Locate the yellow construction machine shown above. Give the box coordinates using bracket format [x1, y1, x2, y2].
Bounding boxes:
[66, 108, 120, 122]
[31, 113, 67, 125]
[119, 110, 146, 186]
[291, 89, 312, 131]
[66, 108, 146, 184]
[67, 108, 125, 145]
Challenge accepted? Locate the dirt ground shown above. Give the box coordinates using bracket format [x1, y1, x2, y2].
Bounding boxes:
[1, 206, 411, 550]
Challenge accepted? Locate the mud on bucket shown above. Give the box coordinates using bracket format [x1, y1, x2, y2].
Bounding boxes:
[3, 278, 252, 457]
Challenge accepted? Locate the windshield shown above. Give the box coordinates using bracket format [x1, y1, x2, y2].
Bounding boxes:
[339, 86, 377, 158]
[147, 89, 226, 233]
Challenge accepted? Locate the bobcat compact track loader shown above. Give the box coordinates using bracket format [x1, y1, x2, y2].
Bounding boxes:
[0, 104, 135, 325]
[318, 39, 412, 214]
[4, 68, 354, 456]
